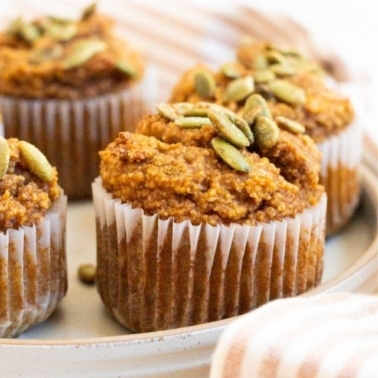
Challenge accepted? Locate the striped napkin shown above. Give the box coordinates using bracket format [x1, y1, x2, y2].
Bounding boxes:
[210, 293, 378, 378]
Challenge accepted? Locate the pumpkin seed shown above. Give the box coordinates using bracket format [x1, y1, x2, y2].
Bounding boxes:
[243, 93, 272, 119]
[252, 54, 269, 70]
[78, 263, 96, 284]
[62, 39, 106, 69]
[0, 137, 10, 179]
[243, 106, 262, 126]
[269, 64, 296, 77]
[46, 22, 78, 42]
[211, 137, 250, 173]
[223, 76, 254, 103]
[20, 23, 40, 43]
[193, 69, 216, 98]
[18, 141, 53, 181]
[175, 116, 211, 128]
[253, 69, 276, 83]
[221, 62, 242, 79]
[253, 116, 280, 149]
[265, 50, 286, 65]
[29, 44, 64, 63]
[156, 103, 179, 121]
[47, 16, 73, 25]
[115, 60, 137, 77]
[208, 111, 250, 148]
[81, 2, 97, 20]
[269, 79, 306, 105]
[275, 116, 306, 134]
[225, 113, 254, 144]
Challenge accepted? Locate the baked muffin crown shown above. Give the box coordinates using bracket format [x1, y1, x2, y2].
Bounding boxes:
[0, 3, 144, 99]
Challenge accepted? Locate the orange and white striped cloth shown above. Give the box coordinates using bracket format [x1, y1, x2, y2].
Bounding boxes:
[210, 293, 378, 378]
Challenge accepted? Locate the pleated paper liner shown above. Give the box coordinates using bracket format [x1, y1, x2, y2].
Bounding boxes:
[92, 179, 327, 333]
[318, 122, 362, 236]
[0, 191, 67, 338]
[0, 66, 157, 200]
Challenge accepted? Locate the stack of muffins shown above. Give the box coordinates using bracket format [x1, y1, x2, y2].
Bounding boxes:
[0, 5, 362, 337]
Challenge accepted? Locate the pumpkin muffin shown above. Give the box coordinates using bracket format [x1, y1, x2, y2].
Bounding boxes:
[0, 3, 156, 199]
[93, 103, 326, 332]
[170, 39, 361, 236]
[0, 136, 67, 338]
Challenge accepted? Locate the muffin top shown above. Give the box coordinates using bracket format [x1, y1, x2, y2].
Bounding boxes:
[169, 39, 354, 143]
[100, 103, 324, 226]
[0, 137, 60, 232]
[0, 3, 144, 99]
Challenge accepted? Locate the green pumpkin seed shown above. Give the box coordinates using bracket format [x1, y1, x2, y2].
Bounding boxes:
[225, 113, 254, 144]
[47, 16, 73, 25]
[62, 39, 106, 69]
[243, 93, 272, 119]
[46, 22, 78, 42]
[269, 79, 306, 105]
[265, 50, 286, 65]
[0, 137, 10, 179]
[208, 111, 250, 148]
[269, 64, 296, 77]
[253, 69, 276, 83]
[243, 106, 262, 126]
[223, 76, 254, 103]
[156, 103, 179, 121]
[211, 137, 250, 173]
[29, 44, 64, 63]
[275, 116, 306, 134]
[78, 263, 96, 284]
[81, 2, 97, 20]
[254, 116, 280, 149]
[18, 141, 53, 181]
[175, 116, 211, 128]
[221, 62, 242, 79]
[193, 69, 216, 98]
[115, 60, 137, 77]
[252, 54, 269, 70]
[20, 23, 40, 43]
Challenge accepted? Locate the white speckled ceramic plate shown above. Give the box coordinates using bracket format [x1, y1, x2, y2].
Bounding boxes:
[0, 1, 377, 377]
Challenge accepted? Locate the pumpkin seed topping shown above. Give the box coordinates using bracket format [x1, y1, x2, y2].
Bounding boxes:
[62, 39, 106, 69]
[46, 22, 78, 42]
[269, 64, 296, 77]
[193, 69, 216, 98]
[78, 263, 96, 284]
[243, 106, 262, 126]
[243, 93, 272, 119]
[275, 116, 306, 134]
[225, 113, 254, 144]
[81, 2, 97, 20]
[253, 69, 276, 83]
[175, 116, 212, 128]
[156, 103, 179, 121]
[20, 23, 40, 44]
[211, 137, 250, 173]
[29, 44, 64, 64]
[18, 141, 53, 181]
[221, 62, 242, 79]
[223, 76, 254, 103]
[208, 111, 250, 148]
[253, 116, 280, 149]
[269, 79, 307, 105]
[115, 60, 138, 78]
[0, 137, 10, 179]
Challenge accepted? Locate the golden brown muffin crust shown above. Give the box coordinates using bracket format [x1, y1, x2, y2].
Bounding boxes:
[0, 10, 144, 99]
[0, 138, 60, 231]
[100, 130, 323, 226]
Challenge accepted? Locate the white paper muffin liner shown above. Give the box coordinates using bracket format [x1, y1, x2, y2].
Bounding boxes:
[92, 178, 327, 333]
[0, 191, 67, 338]
[0, 66, 157, 199]
[317, 122, 362, 235]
